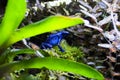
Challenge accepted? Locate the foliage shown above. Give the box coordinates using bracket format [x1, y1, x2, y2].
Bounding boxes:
[0, 57, 104, 80]
[0, 0, 26, 46]
[0, 0, 104, 80]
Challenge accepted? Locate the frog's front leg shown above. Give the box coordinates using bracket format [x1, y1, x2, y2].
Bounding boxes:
[58, 45, 65, 52]
[41, 42, 53, 49]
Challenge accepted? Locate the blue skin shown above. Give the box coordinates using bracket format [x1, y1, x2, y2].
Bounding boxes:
[40, 31, 69, 52]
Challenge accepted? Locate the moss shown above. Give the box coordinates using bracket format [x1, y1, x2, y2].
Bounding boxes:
[44, 40, 84, 61]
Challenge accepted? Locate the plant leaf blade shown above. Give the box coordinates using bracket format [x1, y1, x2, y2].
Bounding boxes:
[6, 15, 84, 46]
[0, 57, 104, 80]
[0, 0, 26, 46]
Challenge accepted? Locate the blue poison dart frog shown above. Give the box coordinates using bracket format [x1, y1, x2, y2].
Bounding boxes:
[40, 31, 69, 52]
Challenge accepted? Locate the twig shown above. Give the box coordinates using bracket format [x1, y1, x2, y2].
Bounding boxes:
[22, 39, 44, 57]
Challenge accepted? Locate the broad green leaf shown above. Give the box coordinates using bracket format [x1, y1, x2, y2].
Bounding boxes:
[6, 15, 84, 47]
[0, 0, 26, 46]
[0, 57, 104, 80]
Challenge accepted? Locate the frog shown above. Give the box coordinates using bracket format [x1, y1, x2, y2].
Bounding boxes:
[40, 31, 69, 52]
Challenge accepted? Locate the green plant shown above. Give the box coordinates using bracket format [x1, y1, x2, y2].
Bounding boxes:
[45, 40, 84, 61]
[0, 0, 104, 80]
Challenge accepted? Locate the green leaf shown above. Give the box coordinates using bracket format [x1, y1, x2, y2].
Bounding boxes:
[6, 15, 84, 47]
[0, 57, 104, 80]
[0, 49, 35, 64]
[0, 0, 26, 46]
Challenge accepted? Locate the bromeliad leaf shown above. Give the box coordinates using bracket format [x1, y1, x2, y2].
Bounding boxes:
[5, 15, 84, 47]
[0, 57, 104, 80]
[0, 0, 26, 46]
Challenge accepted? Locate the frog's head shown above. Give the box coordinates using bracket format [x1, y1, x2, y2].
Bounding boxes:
[60, 31, 69, 36]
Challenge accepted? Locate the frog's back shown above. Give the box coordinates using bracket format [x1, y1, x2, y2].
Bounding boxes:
[48, 36, 59, 46]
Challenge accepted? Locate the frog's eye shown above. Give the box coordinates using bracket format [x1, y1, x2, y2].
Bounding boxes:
[61, 31, 69, 34]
